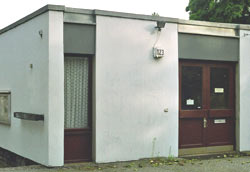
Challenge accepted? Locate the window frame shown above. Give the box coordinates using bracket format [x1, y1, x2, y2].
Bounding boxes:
[0, 91, 11, 125]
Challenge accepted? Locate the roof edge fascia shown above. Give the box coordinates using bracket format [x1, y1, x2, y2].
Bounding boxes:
[0, 4, 65, 35]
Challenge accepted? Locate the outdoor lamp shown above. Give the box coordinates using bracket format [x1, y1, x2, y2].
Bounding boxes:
[155, 21, 166, 31]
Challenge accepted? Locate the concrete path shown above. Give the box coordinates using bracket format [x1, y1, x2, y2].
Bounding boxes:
[1, 154, 250, 172]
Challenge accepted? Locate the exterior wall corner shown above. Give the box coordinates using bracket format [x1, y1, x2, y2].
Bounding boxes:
[47, 10, 64, 166]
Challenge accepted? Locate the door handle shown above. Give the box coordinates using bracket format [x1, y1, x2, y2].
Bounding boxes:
[203, 117, 207, 128]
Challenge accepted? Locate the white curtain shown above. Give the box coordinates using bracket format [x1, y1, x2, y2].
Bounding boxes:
[64, 56, 89, 129]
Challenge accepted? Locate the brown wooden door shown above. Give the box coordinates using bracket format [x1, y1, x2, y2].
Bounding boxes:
[64, 56, 92, 163]
[64, 128, 92, 162]
[179, 60, 235, 150]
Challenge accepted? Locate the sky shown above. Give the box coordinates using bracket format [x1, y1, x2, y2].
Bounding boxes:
[0, 0, 189, 30]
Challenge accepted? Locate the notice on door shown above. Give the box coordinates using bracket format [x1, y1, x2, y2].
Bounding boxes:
[186, 99, 194, 105]
[214, 88, 224, 93]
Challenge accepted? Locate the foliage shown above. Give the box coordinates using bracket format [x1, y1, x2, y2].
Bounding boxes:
[152, 12, 160, 16]
[186, 0, 250, 24]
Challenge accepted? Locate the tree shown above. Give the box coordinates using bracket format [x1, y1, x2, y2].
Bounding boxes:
[186, 0, 250, 24]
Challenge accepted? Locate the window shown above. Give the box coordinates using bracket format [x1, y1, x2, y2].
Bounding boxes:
[64, 57, 90, 129]
[0, 92, 11, 125]
[181, 66, 203, 110]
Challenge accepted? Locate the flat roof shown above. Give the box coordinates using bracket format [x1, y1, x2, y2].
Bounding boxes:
[1, 4, 250, 35]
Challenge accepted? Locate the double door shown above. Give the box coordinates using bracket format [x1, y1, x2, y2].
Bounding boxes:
[179, 61, 235, 153]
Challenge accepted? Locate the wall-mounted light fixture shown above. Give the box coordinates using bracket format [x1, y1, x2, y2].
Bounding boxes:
[155, 21, 166, 31]
[153, 21, 166, 59]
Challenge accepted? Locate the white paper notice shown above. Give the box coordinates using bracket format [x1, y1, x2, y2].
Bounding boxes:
[186, 99, 194, 105]
[214, 88, 224, 93]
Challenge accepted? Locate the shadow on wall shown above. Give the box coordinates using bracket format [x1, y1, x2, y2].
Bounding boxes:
[0, 147, 36, 167]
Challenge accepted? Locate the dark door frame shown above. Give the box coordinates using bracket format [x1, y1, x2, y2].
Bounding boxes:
[179, 60, 236, 150]
[64, 53, 93, 163]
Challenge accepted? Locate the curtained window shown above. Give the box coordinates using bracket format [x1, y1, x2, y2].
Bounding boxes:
[64, 56, 89, 129]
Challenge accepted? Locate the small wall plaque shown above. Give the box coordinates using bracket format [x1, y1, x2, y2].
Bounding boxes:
[153, 47, 165, 59]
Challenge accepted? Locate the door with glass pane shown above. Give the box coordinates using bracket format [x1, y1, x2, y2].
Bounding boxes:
[179, 60, 235, 153]
[64, 56, 92, 162]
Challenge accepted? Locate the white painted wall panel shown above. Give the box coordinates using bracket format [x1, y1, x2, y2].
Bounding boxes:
[95, 16, 179, 162]
[47, 11, 64, 166]
[0, 11, 64, 166]
[0, 12, 49, 165]
[239, 30, 250, 151]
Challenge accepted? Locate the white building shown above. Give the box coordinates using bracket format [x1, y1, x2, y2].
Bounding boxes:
[0, 5, 249, 167]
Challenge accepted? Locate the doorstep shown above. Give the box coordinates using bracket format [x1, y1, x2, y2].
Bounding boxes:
[180, 151, 241, 160]
[179, 145, 234, 156]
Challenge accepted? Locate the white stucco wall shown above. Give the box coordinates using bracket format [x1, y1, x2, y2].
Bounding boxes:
[95, 16, 179, 162]
[47, 11, 64, 166]
[0, 11, 64, 166]
[238, 30, 250, 151]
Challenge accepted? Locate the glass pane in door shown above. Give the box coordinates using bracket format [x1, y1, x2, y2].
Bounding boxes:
[64, 56, 89, 129]
[181, 66, 203, 110]
[210, 67, 229, 109]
